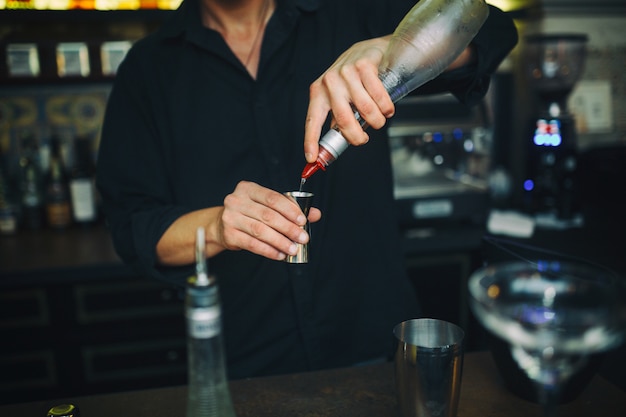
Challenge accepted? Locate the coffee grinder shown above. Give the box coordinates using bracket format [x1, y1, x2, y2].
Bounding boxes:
[521, 34, 588, 223]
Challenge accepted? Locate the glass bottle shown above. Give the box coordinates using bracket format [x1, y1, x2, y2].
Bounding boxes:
[186, 228, 237, 417]
[69, 136, 97, 225]
[45, 136, 72, 230]
[19, 134, 45, 231]
[301, 0, 490, 179]
[0, 156, 19, 236]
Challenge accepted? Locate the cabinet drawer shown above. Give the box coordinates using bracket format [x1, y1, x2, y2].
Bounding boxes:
[74, 280, 182, 323]
[0, 350, 56, 390]
[0, 288, 49, 329]
[82, 339, 186, 383]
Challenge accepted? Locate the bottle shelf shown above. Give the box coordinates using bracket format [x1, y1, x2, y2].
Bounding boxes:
[1, 7, 165, 84]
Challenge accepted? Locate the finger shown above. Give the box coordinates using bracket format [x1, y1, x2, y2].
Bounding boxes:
[231, 185, 309, 244]
[322, 68, 370, 146]
[308, 207, 322, 223]
[304, 79, 332, 163]
[222, 201, 303, 257]
[249, 187, 308, 227]
[356, 39, 395, 119]
[244, 215, 304, 255]
[343, 59, 393, 131]
[359, 60, 395, 120]
[224, 227, 293, 261]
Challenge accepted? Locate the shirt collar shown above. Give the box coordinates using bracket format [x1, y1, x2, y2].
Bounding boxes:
[157, 0, 321, 41]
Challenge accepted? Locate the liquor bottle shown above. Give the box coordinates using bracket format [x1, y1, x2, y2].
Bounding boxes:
[0, 157, 19, 236]
[45, 136, 72, 230]
[300, 0, 489, 180]
[186, 228, 237, 417]
[69, 137, 97, 225]
[19, 134, 45, 231]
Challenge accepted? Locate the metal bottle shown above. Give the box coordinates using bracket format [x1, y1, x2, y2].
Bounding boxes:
[185, 228, 237, 417]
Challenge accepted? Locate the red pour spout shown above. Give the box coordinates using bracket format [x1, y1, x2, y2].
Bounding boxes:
[300, 146, 336, 180]
[301, 160, 326, 180]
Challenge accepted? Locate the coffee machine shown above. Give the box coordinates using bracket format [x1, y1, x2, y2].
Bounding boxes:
[389, 92, 492, 228]
[521, 34, 588, 223]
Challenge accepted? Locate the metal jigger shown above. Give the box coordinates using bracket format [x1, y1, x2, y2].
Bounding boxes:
[283, 191, 313, 264]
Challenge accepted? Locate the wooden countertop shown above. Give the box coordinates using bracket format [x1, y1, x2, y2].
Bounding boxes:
[0, 224, 132, 284]
[0, 351, 623, 417]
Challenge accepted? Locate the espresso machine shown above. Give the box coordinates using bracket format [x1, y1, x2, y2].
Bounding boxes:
[389, 92, 492, 229]
[521, 34, 588, 222]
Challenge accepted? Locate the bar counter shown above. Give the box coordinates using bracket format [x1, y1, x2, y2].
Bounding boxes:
[1, 351, 623, 417]
[0, 224, 130, 284]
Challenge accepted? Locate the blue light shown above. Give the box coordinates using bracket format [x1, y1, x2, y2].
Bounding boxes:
[537, 260, 562, 273]
[520, 305, 555, 325]
[433, 132, 443, 143]
[453, 128, 463, 140]
[533, 133, 562, 147]
[533, 119, 562, 147]
[524, 179, 534, 191]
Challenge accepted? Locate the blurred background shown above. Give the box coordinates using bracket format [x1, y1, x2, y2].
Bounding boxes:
[1, 0, 625, 406]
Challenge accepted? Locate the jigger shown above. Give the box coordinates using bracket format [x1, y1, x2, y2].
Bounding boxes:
[283, 191, 313, 264]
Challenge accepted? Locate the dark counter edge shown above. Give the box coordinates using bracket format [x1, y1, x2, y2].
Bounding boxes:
[0, 224, 136, 286]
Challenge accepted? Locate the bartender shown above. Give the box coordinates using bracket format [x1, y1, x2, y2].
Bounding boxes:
[96, 0, 517, 379]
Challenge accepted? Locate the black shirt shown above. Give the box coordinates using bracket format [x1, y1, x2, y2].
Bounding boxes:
[96, 0, 518, 378]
